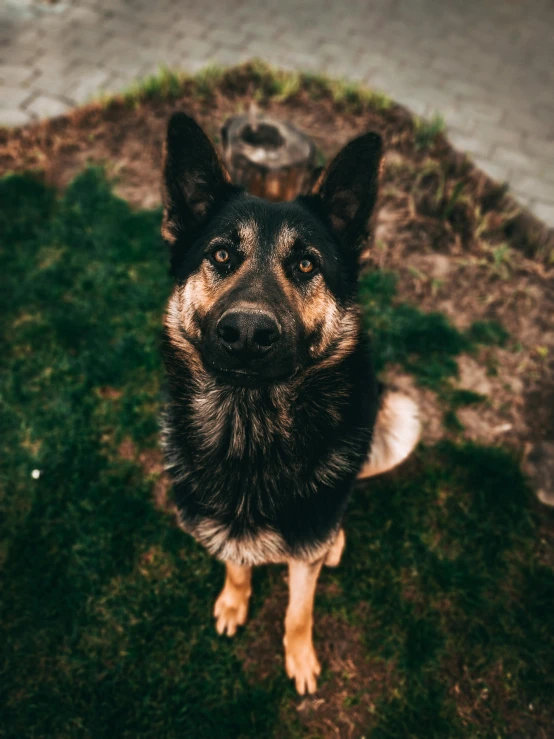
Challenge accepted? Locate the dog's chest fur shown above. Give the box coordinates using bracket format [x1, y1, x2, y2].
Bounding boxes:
[162, 338, 377, 565]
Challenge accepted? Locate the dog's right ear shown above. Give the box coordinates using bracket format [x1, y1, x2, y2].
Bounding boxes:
[162, 112, 235, 255]
[307, 132, 383, 252]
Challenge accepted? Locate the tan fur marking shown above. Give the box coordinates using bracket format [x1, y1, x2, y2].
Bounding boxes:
[181, 265, 223, 329]
[270, 258, 359, 368]
[217, 152, 233, 184]
[161, 139, 178, 245]
[358, 391, 421, 479]
[237, 221, 259, 255]
[165, 254, 255, 374]
[164, 289, 206, 374]
[213, 561, 252, 636]
[275, 223, 299, 258]
[284, 558, 324, 695]
[311, 167, 326, 194]
[189, 381, 234, 453]
[186, 517, 338, 567]
[303, 281, 340, 337]
[161, 219, 177, 244]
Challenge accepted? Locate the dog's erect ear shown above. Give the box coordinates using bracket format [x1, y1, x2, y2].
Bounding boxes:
[162, 112, 234, 247]
[310, 132, 383, 248]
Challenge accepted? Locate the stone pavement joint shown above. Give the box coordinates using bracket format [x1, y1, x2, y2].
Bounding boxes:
[0, 0, 553, 227]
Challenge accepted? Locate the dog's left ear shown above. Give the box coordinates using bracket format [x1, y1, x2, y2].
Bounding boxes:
[162, 112, 235, 248]
[309, 132, 383, 249]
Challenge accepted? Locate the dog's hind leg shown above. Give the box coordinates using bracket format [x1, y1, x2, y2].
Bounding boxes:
[284, 558, 324, 695]
[324, 528, 345, 567]
[214, 561, 252, 637]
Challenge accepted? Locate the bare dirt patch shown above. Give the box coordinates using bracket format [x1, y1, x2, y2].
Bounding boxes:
[448, 658, 553, 738]
[115, 436, 177, 517]
[237, 574, 397, 738]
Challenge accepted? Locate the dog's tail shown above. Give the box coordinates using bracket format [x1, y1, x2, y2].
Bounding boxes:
[357, 389, 421, 479]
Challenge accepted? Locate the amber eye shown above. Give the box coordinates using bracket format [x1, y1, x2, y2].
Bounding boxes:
[213, 248, 230, 264]
[298, 258, 314, 274]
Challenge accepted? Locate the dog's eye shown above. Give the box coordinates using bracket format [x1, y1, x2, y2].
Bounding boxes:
[213, 248, 230, 264]
[297, 257, 315, 274]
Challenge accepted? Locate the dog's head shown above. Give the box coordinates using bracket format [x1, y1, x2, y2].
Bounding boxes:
[162, 113, 382, 387]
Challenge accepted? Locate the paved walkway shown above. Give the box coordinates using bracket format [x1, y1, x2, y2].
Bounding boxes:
[1, 0, 553, 226]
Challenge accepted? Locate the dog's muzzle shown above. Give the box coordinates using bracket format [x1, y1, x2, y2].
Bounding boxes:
[203, 306, 297, 385]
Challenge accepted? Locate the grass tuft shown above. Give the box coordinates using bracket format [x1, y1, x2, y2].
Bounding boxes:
[123, 67, 187, 106]
[467, 319, 509, 347]
[330, 79, 392, 113]
[105, 60, 392, 113]
[193, 63, 225, 98]
[414, 112, 446, 150]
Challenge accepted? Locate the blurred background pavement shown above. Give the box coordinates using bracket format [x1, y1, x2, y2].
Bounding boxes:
[1, 0, 553, 225]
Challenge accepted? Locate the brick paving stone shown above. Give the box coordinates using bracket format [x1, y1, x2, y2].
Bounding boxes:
[447, 132, 493, 159]
[64, 69, 113, 104]
[396, 96, 430, 119]
[0, 64, 35, 86]
[521, 138, 554, 160]
[473, 123, 523, 148]
[175, 37, 216, 61]
[23, 93, 71, 119]
[532, 201, 554, 226]
[508, 175, 554, 204]
[0, 108, 33, 127]
[0, 0, 553, 226]
[210, 48, 246, 68]
[493, 147, 544, 174]
[32, 68, 79, 98]
[506, 109, 553, 139]
[0, 84, 33, 109]
[471, 156, 513, 185]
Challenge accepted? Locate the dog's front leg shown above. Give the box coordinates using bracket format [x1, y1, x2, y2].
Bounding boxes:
[283, 558, 324, 695]
[214, 561, 252, 637]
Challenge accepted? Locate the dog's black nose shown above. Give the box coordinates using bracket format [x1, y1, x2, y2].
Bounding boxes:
[217, 310, 281, 357]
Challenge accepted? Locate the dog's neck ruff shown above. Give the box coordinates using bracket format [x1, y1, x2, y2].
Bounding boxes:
[161, 329, 377, 562]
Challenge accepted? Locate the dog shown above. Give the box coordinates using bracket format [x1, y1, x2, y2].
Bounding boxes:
[160, 113, 420, 694]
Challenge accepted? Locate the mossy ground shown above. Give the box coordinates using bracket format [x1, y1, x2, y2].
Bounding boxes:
[1, 169, 553, 738]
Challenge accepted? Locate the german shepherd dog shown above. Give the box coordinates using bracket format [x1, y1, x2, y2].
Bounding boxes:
[160, 113, 420, 694]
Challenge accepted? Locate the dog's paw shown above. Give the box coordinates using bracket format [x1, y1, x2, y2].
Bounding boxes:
[213, 590, 249, 637]
[284, 639, 321, 695]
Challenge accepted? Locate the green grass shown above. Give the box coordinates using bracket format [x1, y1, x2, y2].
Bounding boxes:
[329, 79, 392, 112]
[414, 113, 446, 150]
[102, 59, 392, 113]
[1, 170, 553, 737]
[359, 270, 507, 391]
[123, 66, 187, 106]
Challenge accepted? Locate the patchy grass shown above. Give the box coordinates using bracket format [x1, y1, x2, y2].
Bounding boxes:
[414, 113, 446, 150]
[329, 79, 392, 113]
[105, 59, 393, 114]
[467, 319, 509, 347]
[123, 67, 186, 106]
[1, 170, 553, 738]
[193, 63, 226, 99]
[359, 270, 508, 391]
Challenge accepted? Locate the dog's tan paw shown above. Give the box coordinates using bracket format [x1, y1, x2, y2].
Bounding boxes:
[213, 590, 249, 637]
[284, 639, 321, 695]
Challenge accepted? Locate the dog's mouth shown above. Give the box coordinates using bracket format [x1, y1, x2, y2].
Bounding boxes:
[214, 368, 273, 388]
[204, 359, 296, 388]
